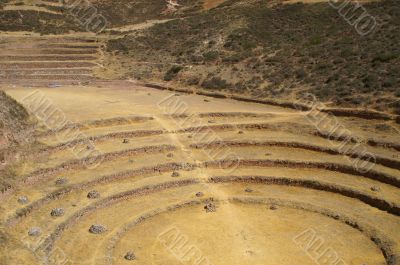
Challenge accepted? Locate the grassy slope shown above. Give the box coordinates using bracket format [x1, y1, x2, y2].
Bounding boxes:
[106, 0, 400, 114]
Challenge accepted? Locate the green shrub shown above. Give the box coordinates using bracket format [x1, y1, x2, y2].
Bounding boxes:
[201, 77, 229, 90]
[295, 68, 307, 79]
[164, 65, 183, 81]
[362, 74, 379, 90]
[203, 51, 219, 61]
[186, 76, 200, 85]
[372, 52, 397, 63]
[308, 35, 323, 46]
[382, 77, 397, 88]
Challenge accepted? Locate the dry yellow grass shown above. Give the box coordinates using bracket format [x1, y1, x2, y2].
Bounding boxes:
[0, 83, 398, 265]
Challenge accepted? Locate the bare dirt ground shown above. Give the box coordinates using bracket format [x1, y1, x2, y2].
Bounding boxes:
[203, 0, 227, 9]
[0, 15, 399, 265]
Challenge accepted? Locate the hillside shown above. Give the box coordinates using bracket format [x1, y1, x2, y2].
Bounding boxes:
[104, 0, 400, 114]
[0, 0, 202, 33]
[1, 0, 399, 115]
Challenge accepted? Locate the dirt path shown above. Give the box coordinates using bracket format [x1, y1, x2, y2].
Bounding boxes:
[104, 19, 175, 33]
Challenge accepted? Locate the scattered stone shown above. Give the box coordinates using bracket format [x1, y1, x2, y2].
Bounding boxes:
[269, 205, 278, 210]
[371, 186, 380, 192]
[188, 135, 193, 138]
[18, 196, 29, 205]
[72, 204, 77, 207]
[123, 139, 129, 144]
[167, 153, 174, 158]
[87, 190, 100, 199]
[208, 120, 215, 124]
[246, 250, 255, 256]
[204, 99, 210, 102]
[124, 251, 136, 261]
[51, 208, 65, 217]
[245, 188, 253, 193]
[333, 214, 341, 219]
[48, 83, 61, 88]
[28, 227, 41, 237]
[238, 131, 244, 134]
[171, 171, 180, 177]
[89, 224, 107, 234]
[55, 178, 68, 185]
[204, 202, 216, 213]
[195, 192, 204, 197]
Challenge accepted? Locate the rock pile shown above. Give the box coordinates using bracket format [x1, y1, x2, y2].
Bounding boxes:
[195, 192, 204, 197]
[55, 178, 68, 185]
[18, 196, 29, 204]
[51, 208, 65, 217]
[204, 202, 216, 212]
[89, 224, 107, 234]
[28, 227, 41, 237]
[171, 171, 180, 177]
[124, 251, 136, 261]
[87, 190, 100, 199]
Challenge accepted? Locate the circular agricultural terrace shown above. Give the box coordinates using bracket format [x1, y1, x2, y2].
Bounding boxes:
[0, 35, 399, 265]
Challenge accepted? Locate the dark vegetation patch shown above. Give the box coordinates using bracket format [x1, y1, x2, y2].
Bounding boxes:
[164, 65, 183, 81]
[0, 10, 81, 33]
[201, 77, 230, 90]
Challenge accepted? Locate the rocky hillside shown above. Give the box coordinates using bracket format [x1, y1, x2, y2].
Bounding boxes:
[1, 0, 399, 114]
[0, 0, 202, 33]
[105, 0, 400, 114]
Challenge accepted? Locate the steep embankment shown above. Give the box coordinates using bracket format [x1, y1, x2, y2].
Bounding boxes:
[0, 90, 35, 193]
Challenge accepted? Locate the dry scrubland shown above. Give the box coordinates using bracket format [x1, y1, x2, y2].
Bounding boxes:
[104, 0, 400, 114]
[0, 0, 399, 265]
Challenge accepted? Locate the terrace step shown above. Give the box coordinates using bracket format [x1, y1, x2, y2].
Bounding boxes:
[0, 35, 103, 84]
[0, 55, 98, 61]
